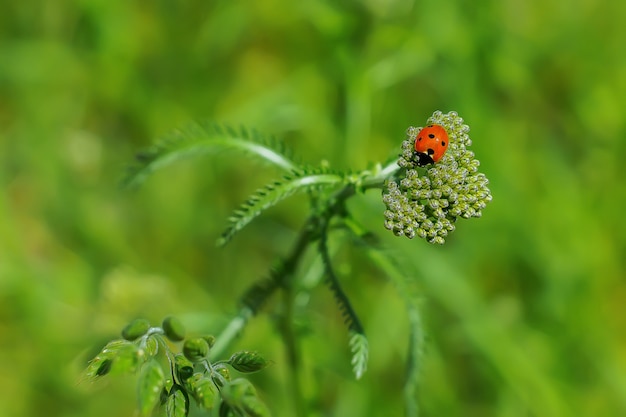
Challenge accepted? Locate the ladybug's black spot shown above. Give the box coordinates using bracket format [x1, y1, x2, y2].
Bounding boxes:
[417, 136, 422, 141]
[428, 134, 435, 138]
[427, 148, 434, 155]
[441, 141, 446, 146]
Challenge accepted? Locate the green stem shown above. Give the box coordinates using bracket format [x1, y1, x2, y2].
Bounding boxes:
[211, 163, 400, 413]
[210, 308, 253, 360]
[281, 282, 306, 417]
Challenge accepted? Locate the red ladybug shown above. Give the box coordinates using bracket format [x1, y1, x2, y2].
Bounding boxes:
[414, 124, 449, 166]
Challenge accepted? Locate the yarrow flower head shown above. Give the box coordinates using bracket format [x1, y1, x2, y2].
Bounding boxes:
[382, 111, 492, 244]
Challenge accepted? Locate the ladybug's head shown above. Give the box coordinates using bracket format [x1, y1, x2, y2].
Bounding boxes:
[413, 151, 435, 167]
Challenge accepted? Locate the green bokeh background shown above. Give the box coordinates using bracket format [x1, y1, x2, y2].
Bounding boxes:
[1, 1, 625, 416]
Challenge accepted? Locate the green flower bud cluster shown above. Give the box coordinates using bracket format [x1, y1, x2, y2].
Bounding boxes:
[383, 111, 492, 244]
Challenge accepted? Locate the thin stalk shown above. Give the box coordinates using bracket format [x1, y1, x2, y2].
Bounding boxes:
[281, 282, 306, 417]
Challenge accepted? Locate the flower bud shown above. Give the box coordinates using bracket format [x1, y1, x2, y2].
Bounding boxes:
[383, 110, 492, 244]
[162, 316, 185, 342]
[121, 318, 151, 341]
[183, 338, 209, 362]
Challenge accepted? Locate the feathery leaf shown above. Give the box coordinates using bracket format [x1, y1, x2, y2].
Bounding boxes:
[123, 123, 297, 188]
[319, 226, 368, 379]
[218, 170, 345, 246]
[349, 331, 369, 380]
[343, 215, 424, 413]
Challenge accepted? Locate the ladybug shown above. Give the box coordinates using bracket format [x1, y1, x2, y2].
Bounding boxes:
[413, 124, 449, 166]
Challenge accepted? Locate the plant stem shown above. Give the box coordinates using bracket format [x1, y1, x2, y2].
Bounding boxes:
[212, 164, 399, 413]
[281, 282, 306, 417]
[210, 308, 253, 360]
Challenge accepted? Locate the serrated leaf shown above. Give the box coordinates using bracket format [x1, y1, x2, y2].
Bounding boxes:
[318, 232, 368, 379]
[122, 123, 296, 188]
[184, 373, 217, 410]
[349, 331, 369, 380]
[166, 385, 189, 417]
[137, 359, 165, 416]
[344, 225, 425, 416]
[218, 171, 345, 246]
[228, 351, 270, 373]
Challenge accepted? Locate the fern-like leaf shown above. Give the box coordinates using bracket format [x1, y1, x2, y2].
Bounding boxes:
[318, 227, 368, 379]
[123, 123, 297, 188]
[218, 170, 345, 246]
[342, 215, 424, 414]
[349, 331, 369, 380]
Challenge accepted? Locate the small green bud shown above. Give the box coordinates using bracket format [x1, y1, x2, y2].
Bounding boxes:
[183, 338, 209, 362]
[121, 318, 151, 341]
[162, 316, 186, 342]
[202, 335, 216, 348]
[228, 351, 270, 373]
[174, 354, 194, 382]
[211, 366, 230, 387]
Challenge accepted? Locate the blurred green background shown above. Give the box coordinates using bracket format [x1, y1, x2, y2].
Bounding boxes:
[1, 1, 625, 416]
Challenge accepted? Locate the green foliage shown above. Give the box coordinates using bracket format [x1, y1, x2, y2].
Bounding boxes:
[165, 386, 189, 417]
[184, 373, 218, 410]
[85, 318, 272, 417]
[122, 124, 297, 189]
[221, 379, 271, 417]
[218, 169, 346, 246]
[84, 110, 490, 416]
[85, 340, 144, 378]
[174, 354, 194, 384]
[349, 331, 369, 381]
[137, 360, 165, 416]
[228, 351, 271, 373]
[5, 2, 626, 417]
